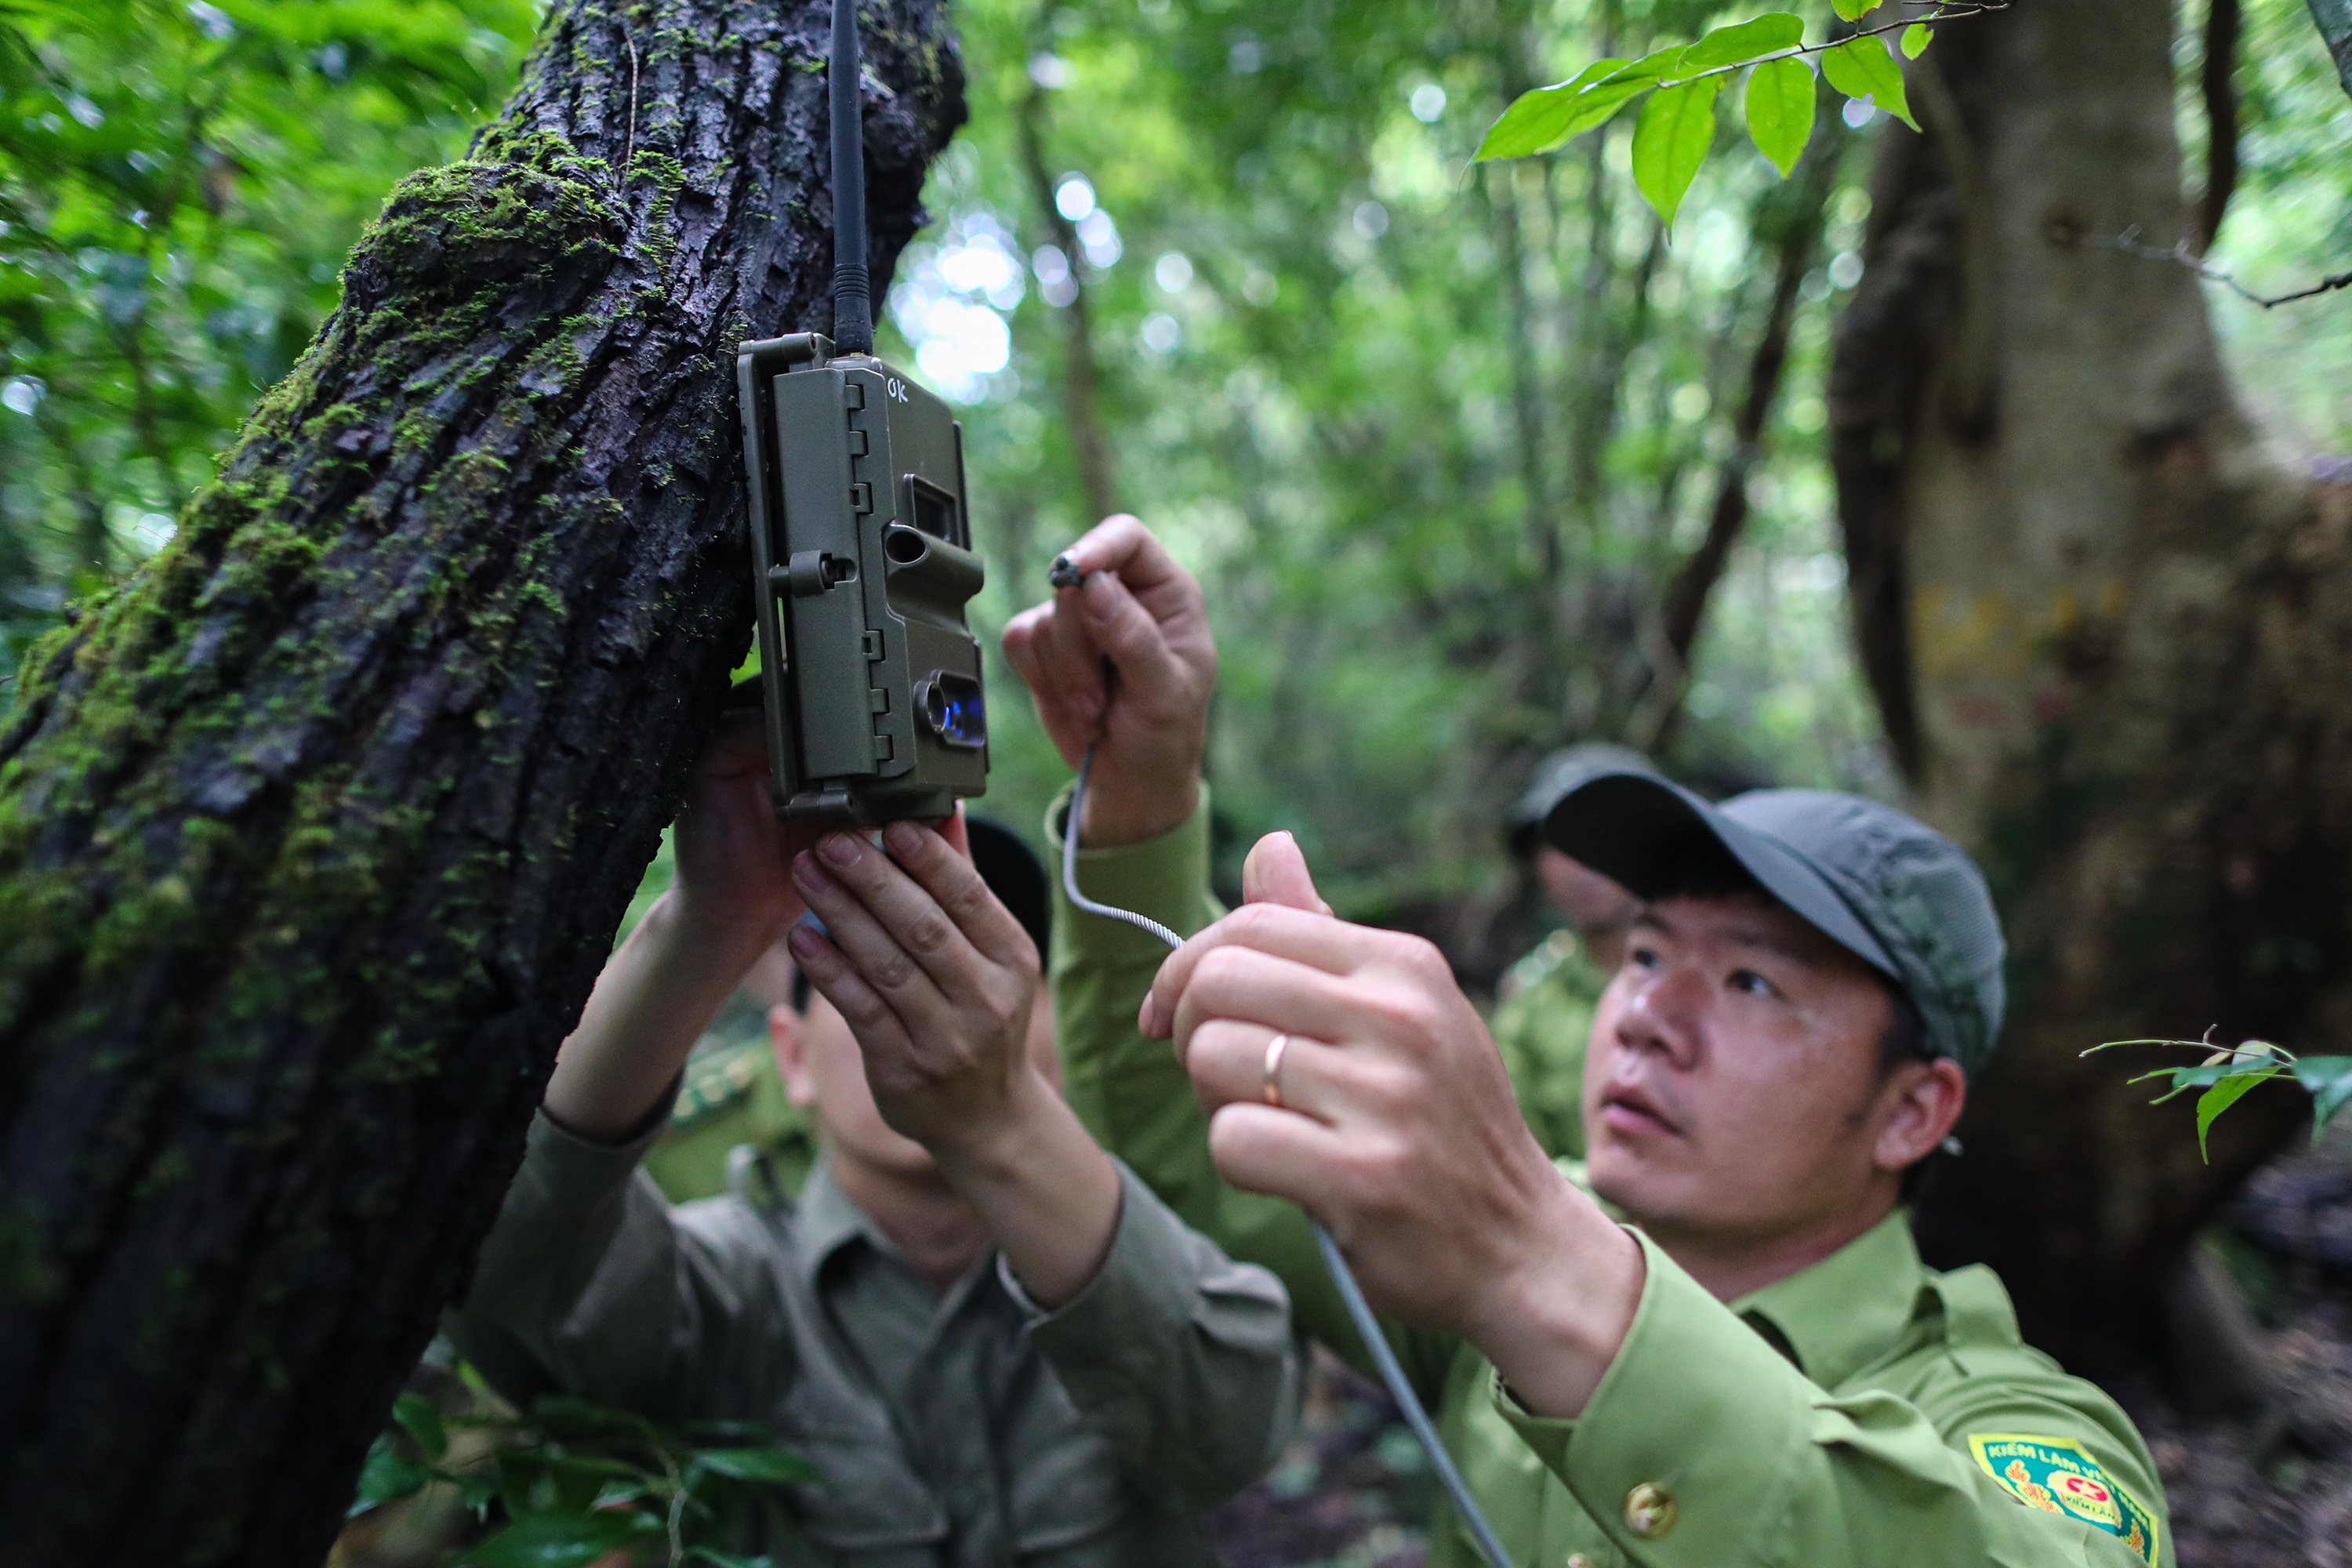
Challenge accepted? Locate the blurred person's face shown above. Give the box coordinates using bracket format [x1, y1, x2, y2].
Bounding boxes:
[1536, 847, 1639, 933]
[771, 981, 1062, 1181]
[1581, 895, 1963, 1249]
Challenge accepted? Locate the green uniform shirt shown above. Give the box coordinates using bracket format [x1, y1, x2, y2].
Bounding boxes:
[1490, 930, 1610, 1161]
[448, 1103, 1305, 1566]
[644, 1037, 816, 1203]
[1047, 796, 2171, 1568]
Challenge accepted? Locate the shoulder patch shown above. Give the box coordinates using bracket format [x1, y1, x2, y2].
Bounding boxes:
[1968, 1433, 2158, 1565]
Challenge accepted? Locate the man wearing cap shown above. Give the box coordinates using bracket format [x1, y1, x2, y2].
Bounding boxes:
[1492, 746, 1652, 1161]
[1007, 514, 2168, 1568]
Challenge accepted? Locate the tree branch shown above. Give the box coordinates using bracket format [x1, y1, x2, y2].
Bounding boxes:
[2307, 0, 2352, 103]
[2194, 0, 2240, 256]
[2103, 228, 2352, 307]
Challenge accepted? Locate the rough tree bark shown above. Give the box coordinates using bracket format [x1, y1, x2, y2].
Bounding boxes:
[1831, 0, 2352, 1372]
[0, 2, 961, 1562]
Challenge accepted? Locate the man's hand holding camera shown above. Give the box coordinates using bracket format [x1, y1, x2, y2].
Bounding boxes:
[1011, 517, 1642, 1415]
[786, 818, 1123, 1307]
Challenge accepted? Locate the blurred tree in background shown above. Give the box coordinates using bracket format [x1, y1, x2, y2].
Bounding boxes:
[0, 0, 536, 677]
[9, 0, 2344, 965]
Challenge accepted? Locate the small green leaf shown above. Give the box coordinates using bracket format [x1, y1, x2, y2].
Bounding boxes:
[1744, 56, 1814, 176]
[1631, 78, 1725, 233]
[1820, 34, 1916, 130]
[694, 1445, 820, 1484]
[2195, 1073, 2271, 1161]
[348, 1433, 432, 1518]
[2293, 1055, 2352, 1142]
[1678, 13, 1806, 74]
[1607, 45, 1696, 82]
[393, 1391, 448, 1462]
[1901, 23, 1934, 59]
[453, 1469, 500, 1520]
[1475, 60, 1650, 159]
[1832, 0, 1886, 17]
[456, 1510, 656, 1568]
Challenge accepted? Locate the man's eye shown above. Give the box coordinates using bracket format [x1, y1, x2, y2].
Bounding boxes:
[1729, 969, 1778, 998]
[1628, 945, 1661, 970]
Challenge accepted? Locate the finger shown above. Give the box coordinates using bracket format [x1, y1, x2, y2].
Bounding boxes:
[1056, 514, 1194, 608]
[786, 920, 917, 1066]
[790, 843, 957, 1025]
[1142, 902, 1385, 1039]
[1075, 570, 1189, 703]
[1181, 1019, 1352, 1122]
[1004, 601, 1109, 757]
[1169, 942, 1377, 1059]
[1242, 832, 1331, 915]
[880, 818, 1036, 976]
[1204, 1101, 1359, 1219]
[938, 804, 971, 860]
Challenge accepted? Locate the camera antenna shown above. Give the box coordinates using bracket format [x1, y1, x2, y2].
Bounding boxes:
[829, 0, 873, 356]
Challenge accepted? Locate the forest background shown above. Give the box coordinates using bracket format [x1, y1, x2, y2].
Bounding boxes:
[3, 0, 2347, 951]
[2, 0, 2352, 1558]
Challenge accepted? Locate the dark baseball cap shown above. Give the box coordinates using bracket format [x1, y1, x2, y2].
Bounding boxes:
[1506, 743, 1664, 855]
[1541, 773, 2005, 1076]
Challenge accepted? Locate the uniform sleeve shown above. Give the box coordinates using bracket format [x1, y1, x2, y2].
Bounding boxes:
[445, 1105, 797, 1422]
[1490, 1232, 2170, 1568]
[1047, 789, 1458, 1403]
[1004, 1161, 1305, 1505]
[1488, 965, 1598, 1163]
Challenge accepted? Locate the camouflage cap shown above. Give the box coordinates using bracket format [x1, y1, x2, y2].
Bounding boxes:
[1542, 774, 2006, 1077]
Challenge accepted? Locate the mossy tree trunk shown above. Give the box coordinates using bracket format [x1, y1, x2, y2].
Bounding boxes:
[1832, 0, 2351, 1372]
[0, 2, 961, 1561]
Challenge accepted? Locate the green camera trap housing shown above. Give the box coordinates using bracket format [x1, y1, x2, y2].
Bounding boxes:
[736, 331, 989, 825]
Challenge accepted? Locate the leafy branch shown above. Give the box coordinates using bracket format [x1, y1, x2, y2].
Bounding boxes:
[2083, 1035, 2352, 1160]
[350, 1374, 814, 1568]
[2101, 228, 2352, 308]
[1475, 0, 2013, 230]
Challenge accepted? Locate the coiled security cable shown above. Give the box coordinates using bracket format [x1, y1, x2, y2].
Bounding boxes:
[1063, 747, 1519, 1568]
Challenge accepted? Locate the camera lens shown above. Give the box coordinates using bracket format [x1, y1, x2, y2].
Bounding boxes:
[918, 673, 986, 749]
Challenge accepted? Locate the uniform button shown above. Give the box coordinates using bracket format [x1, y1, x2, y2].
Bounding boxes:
[1624, 1481, 1678, 1538]
[1566, 1556, 1595, 1568]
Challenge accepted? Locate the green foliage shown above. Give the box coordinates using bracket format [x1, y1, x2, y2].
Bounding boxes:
[2092, 1039, 2352, 1160]
[1474, 4, 1983, 223]
[0, 0, 533, 688]
[1744, 56, 1815, 176]
[1818, 34, 1916, 131]
[350, 1374, 808, 1568]
[1632, 78, 1726, 232]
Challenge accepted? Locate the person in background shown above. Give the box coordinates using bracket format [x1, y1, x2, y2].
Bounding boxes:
[645, 817, 1052, 1203]
[448, 713, 1301, 1566]
[1490, 745, 1652, 1161]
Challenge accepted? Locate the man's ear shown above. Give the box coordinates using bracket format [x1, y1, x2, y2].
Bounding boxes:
[770, 1004, 816, 1107]
[1875, 1058, 1967, 1174]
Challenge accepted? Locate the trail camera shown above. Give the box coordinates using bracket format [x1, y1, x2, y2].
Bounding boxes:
[735, 3, 987, 825]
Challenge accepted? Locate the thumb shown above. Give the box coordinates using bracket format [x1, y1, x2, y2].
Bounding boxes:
[1242, 832, 1330, 914]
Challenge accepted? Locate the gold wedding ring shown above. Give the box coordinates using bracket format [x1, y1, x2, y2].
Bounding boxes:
[1262, 1033, 1291, 1108]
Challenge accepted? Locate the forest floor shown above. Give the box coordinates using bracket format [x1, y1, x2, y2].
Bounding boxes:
[2124, 1122, 2352, 1568]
